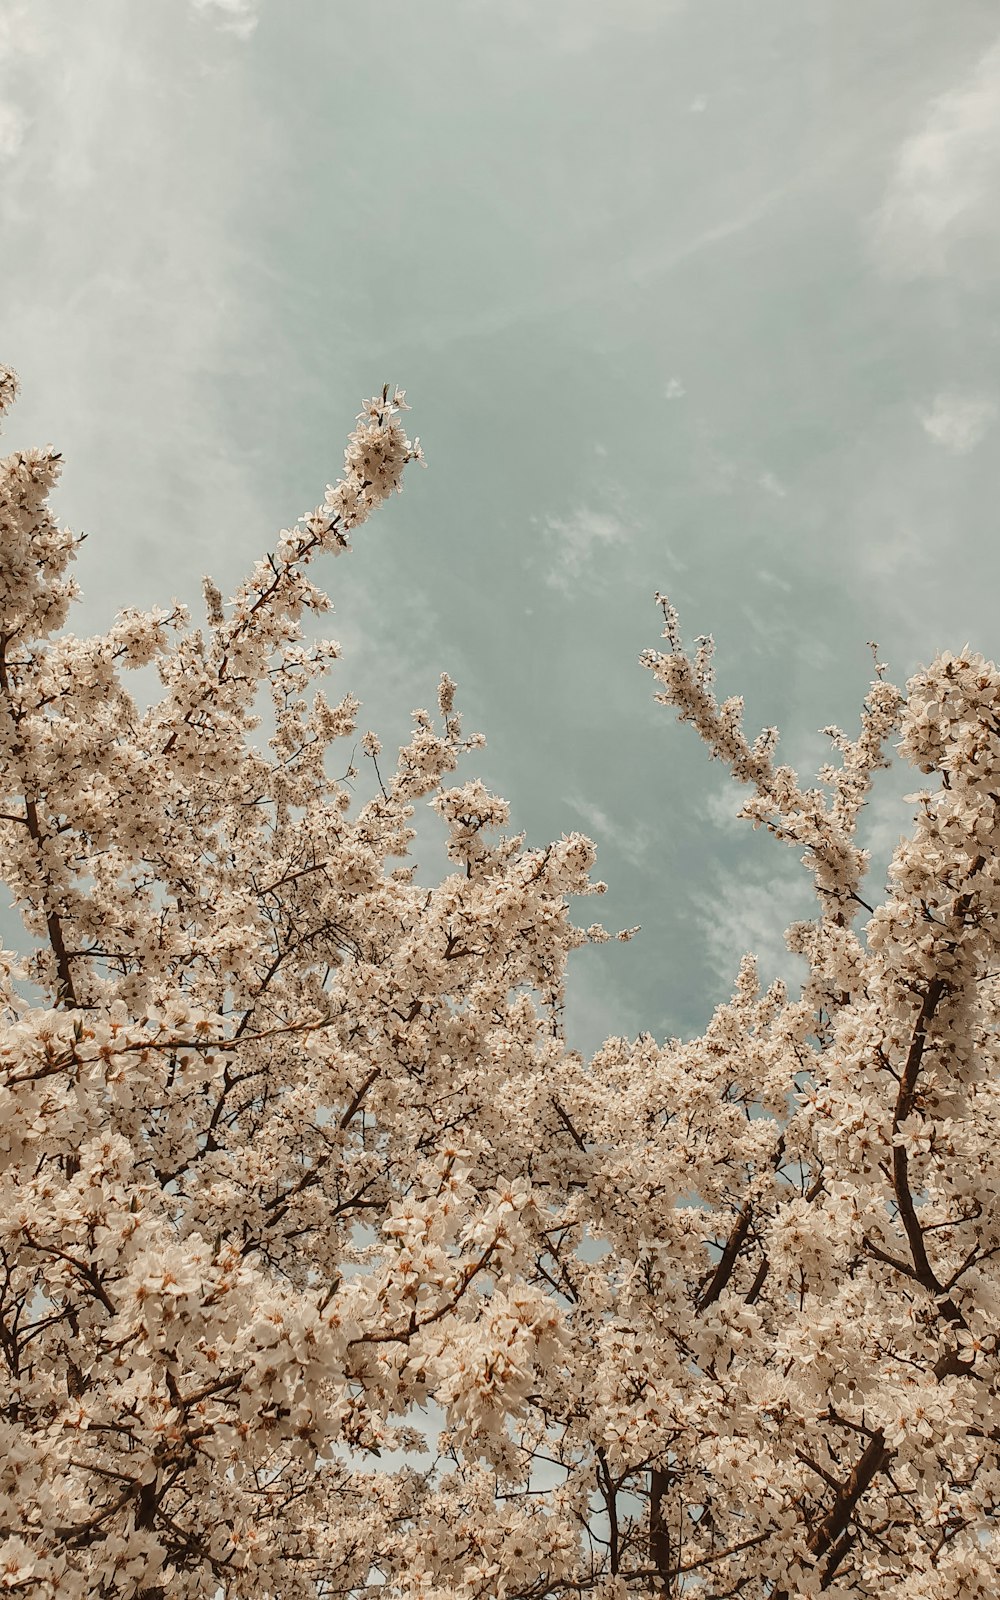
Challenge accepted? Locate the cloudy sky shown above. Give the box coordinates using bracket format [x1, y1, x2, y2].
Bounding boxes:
[3, 0, 1000, 1052]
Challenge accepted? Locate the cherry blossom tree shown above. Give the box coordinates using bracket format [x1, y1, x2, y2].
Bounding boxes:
[1, 362, 997, 1599]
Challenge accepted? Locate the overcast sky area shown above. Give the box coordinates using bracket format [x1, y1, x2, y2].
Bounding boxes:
[3, 0, 1000, 1055]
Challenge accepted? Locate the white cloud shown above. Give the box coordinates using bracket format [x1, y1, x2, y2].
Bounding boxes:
[0, 1, 47, 60]
[700, 864, 810, 993]
[566, 794, 651, 869]
[921, 390, 997, 454]
[874, 36, 1000, 278]
[703, 784, 744, 836]
[0, 2, 43, 165]
[857, 523, 931, 582]
[757, 469, 787, 498]
[543, 505, 628, 594]
[0, 101, 26, 159]
[0, 0, 290, 639]
[189, 0, 259, 40]
[755, 567, 792, 592]
[664, 376, 685, 399]
[856, 786, 910, 877]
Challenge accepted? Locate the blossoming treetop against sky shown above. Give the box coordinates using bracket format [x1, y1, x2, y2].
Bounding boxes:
[2, 367, 998, 1597]
[7, 2, 1000, 1054]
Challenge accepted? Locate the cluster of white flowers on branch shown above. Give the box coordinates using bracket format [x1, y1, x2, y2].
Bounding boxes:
[0, 363, 998, 1599]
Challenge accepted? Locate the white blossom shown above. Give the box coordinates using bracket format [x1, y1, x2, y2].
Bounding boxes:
[0, 367, 998, 1596]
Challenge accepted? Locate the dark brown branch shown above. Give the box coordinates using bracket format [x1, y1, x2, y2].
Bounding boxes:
[23, 795, 77, 1006]
[891, 977, 945, 1292]
[596, 1448, 620, 1576]
[649, 1467, 672, 1590]
[819, 1529, 855, 1590]
[339, 1067, 380, 1129]
[697, 1203, 752, 1311]
[551, 1098, 587, 1153]
[806, 1429, 890, 1559]
[744, 1253, 769, 1304]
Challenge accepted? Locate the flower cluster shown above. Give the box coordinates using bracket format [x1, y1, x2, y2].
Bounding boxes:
[1, 367, 998, 1598]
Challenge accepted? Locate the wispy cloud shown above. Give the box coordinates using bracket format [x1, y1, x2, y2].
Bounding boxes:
[856, 785, 911, 881]
[757, 469, 787, 499]
[566, 794, 651, 869]
[921, 390, 997, 454]
[189, 0, 260, 39]
[857, 522, 933, 582]
[703, 783, 745, 836]
[0, 1, 282, 629]
[699, 862, 810, 993]
[755, 568, 792, 593]
[413, 181, 794, 355]
[542, 505, 628, 594]
[0, 1, 43, 165]
[873, 36, 1000, 278]
[0, 102, 26, 159]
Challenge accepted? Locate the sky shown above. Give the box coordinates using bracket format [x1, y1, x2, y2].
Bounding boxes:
[3, 0, 1000, 1054]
